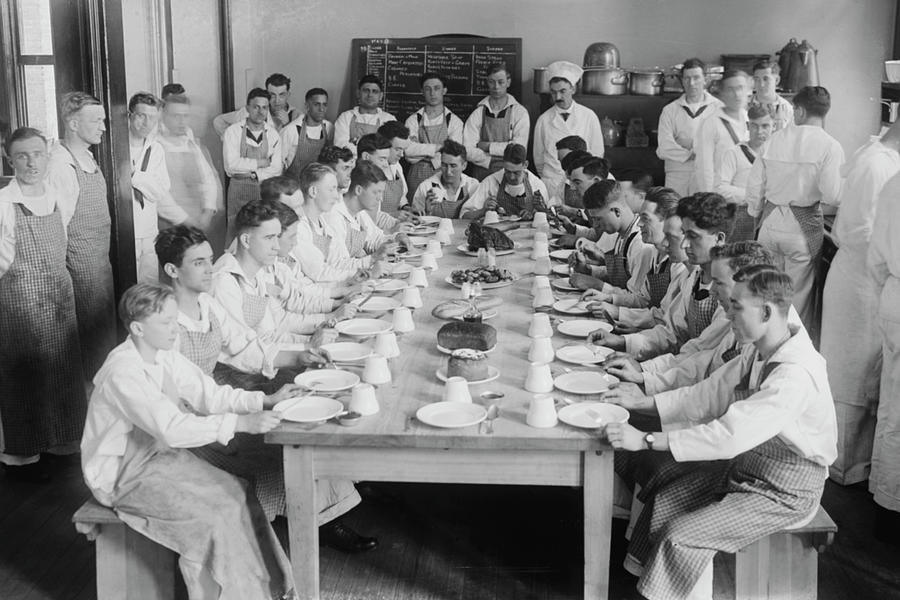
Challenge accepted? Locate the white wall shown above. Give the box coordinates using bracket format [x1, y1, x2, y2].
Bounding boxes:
[229, 0, 896, 154]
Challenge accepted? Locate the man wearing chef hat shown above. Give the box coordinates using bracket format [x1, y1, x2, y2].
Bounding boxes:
[533, 61, 604, 205]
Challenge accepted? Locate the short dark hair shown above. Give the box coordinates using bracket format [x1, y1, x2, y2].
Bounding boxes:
[161, 83, 185, 99]
[556, 135, 587, 153]
[317, 145, 354, 167]
[60, 92, 102, 122]
[264, 199, 299, 230]
[732, 264, 793, 314]
[502, 143, 527, 165]
[378, 121, 410, 141]
[260, 175, 300, 202]
[577, 157, 610, 180]
[560, 149, 592, 174]
[720, 69, 749, 86]
[304, 87, 327, 101]
[6, 126, 46, 155]
[265, 73, 291, 90]
[752, 59, 780, 76]
[246, 87, 269, 105]
[440, 139, 467, 161]
[235, 200, 280, 233]
[350, 160, 388, 189]
[118, 283, 175, 329]
[358, 74, 383, 91]
[298, 162, 336, 196]
[681, 58, 706, 76]
[420, 72, 446, 88]
[748, 104, 774, 120]
[155, 224, 209, 269]
[643, 187, 681, 219]
[583, 180, 623, 210]
[357, 133, 391, 155]
[793, 86, 831, 118]
[128, 92, 160, 113]
[487, 63, 510, 78]
[163, 93, 190, 107]
[710, 241, 774, 272]
[676, 192, 736, 236]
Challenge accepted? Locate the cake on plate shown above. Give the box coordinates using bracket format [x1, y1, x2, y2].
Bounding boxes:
[447, 348, 489, 381]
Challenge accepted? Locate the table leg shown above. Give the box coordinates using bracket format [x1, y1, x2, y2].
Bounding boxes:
[584, 450, 613, 600]
[284, 445, 319, 600]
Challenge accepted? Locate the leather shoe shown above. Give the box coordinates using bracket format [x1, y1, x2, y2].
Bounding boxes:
[2, 462, 51, 483]
[319, 520, 378, 553]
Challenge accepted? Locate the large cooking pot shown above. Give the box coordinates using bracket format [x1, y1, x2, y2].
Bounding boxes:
[628, 69, 664, 96]
[533, 67, 550, 94]
[582, 67, 628, 95]
[583, 42, 620, 68]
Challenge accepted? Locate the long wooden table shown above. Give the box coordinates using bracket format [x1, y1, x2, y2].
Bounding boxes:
[266, 222, 617, 600]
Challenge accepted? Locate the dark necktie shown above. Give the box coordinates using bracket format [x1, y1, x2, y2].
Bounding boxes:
[561, 112, 570, 121]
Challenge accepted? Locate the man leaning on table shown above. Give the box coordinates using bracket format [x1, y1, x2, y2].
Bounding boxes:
[460, 143, 550, 220]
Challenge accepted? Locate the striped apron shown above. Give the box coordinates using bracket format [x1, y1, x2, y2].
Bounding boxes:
[495, 177, 545, 217]
[374, 210, 399, 233]
[406, 112, 451, 202]
[645, 256, 671, 307]
[226, 125, 267, 241]
[344, 222, 369, 257]
[348, 113, 382, 144]
[686, 272, 718, 339]
[604, 225, 640, 290]
[286, 120, 327, 178]
[470, 105, 513, 181]
[63, 145, 117, 378]
[0, 203, 87, 456]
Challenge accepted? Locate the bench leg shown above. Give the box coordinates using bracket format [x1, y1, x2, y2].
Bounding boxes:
[735, 533, 817, 600]
[95, 522, 176, 600]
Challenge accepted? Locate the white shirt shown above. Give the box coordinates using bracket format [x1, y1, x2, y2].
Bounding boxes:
[750, 94, 794, 131]
[221, 121, 283, 181]
[175, 293, 281, 378]
[333, 107, 396, 153]
[129, 134, 185, 238]
[267, 255, 334, 315]
[716, 143, 759, 204]
[593, 218, 655, 306]
[0, 179, 67, 278]
[404, 107, 464, 169]
[212, 105, 293, 138]
[385, 162, 409, 204]
[46, 141, 96, 228]
[746, 124, 845, 216]
[81, 337, 264, 505]
[617, 260, 690, 329]
[869, 170, 900, 323]
[157, 129, 222, 214]
[280, 116, 334, 168]
[655, 326, 837, 467]
[460, 169, 550, 216]
[411, 172, 480, 215]
[693, 106, 748, 193]
[294, 214, 367, 283]
[532, 101, 604, 200]
[656, 92, 722, 173]
[462, 95, 530, 169]
[832, 136, 900, 250]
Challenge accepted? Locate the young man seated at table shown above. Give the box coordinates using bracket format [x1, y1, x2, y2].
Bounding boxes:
[557, 154, 618, 250]
[569, 180, 653, 296]
[375, 121, 410, 215]
[260, 174, 304, 214]
[356, 133, 414, 230]
[317, 144, 356, 194]
[555, 135, 587, 208]
[460, 143, 550, 220]
[295, 162, 387, 283]
[410, 139, 480, 218]
[211, 200, 356, 339]
[603, 265, 836, 600]
[582, 187, 688, 330]
[588, 193, 734, 361]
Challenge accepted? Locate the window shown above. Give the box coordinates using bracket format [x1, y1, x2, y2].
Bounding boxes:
[15, 0, 58, 139]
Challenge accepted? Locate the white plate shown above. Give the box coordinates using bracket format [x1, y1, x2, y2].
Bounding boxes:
[393, 247, 424, 259]
[293, 369, 361, 392]
[274, 396, 345, 423]
[387, 263, 413, 276]
[554, 371, 620, 395]
[410, 224, 439, 235]
[551, 264, 571, 276]
[320, 342, 372, 363]
[335, 318, 393, 337]
[408, 236, 430, 246]
[553, 298, 592, 316]
[556, 344, 614, 364]
[452, 309, 498, 321]
[550, 249, 574, 261]
[498, 215, 522, 222]
[551, 277, 581, 292]
[558, 402, 629, 428]
[444, 274, 517, 289]
[455, 243, 517, 257]
[435, 365, 500, 385]
[371, 278, 408, 293]
[437, 343, 497, 355]
[557, 319, 613, 338]
[357, 296, 401, 312]
[417, 215, 442, 225]
[416, 401, 487, 428]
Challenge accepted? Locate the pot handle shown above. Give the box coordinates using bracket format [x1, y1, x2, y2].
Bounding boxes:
[651, 79, 664, 87]
[611, 74, 629, 85]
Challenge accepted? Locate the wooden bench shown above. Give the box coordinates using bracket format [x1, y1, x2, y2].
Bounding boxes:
[733, 505, 838, 600]
[73, 499, 177, 600]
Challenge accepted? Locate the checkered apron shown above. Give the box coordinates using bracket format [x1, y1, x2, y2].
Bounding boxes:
[721, 340, 742, 364]
[348, 114, 381, 144]
[645, 256, 672, 307]
[0, 203, 87, 456]
[428, 187, 468, 219]
[406, 113, 451, 202]
[230, 273, 269, 330]
[226, 126, 267, 239]
[563, 184, 582, 209]
[177, 311, 224, 376]
[380, 175, 405, 216]
[495, 177, 544, 216]
[760, 200, 824, 266]
[286, 121, 327, 178]
[603, 228, 640, 290]
[728, 146, 759, 242]
[63, 145, 117, 378]
[635, 360, 827, 600]
[470, 105, 513, 181]
[307, 223, 334, 257]
[344, 224, 368, 257]
[686, 272, 718, 339]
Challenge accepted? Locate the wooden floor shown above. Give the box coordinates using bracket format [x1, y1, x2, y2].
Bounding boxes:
[2, 458, 899, 600]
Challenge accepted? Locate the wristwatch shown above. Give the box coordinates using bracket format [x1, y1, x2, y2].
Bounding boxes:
[644, 432, 656, 450]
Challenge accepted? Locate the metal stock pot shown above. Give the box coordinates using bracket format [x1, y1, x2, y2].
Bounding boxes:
[581, 67, 628, 95]
[628, 69, 665, 96]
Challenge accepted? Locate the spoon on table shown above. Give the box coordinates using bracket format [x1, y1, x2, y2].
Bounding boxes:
[480, 391, 505, 400]
[484, 405, 500, 434]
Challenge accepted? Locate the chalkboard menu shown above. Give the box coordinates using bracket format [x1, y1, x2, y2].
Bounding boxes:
[351, 37, 523, 123]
